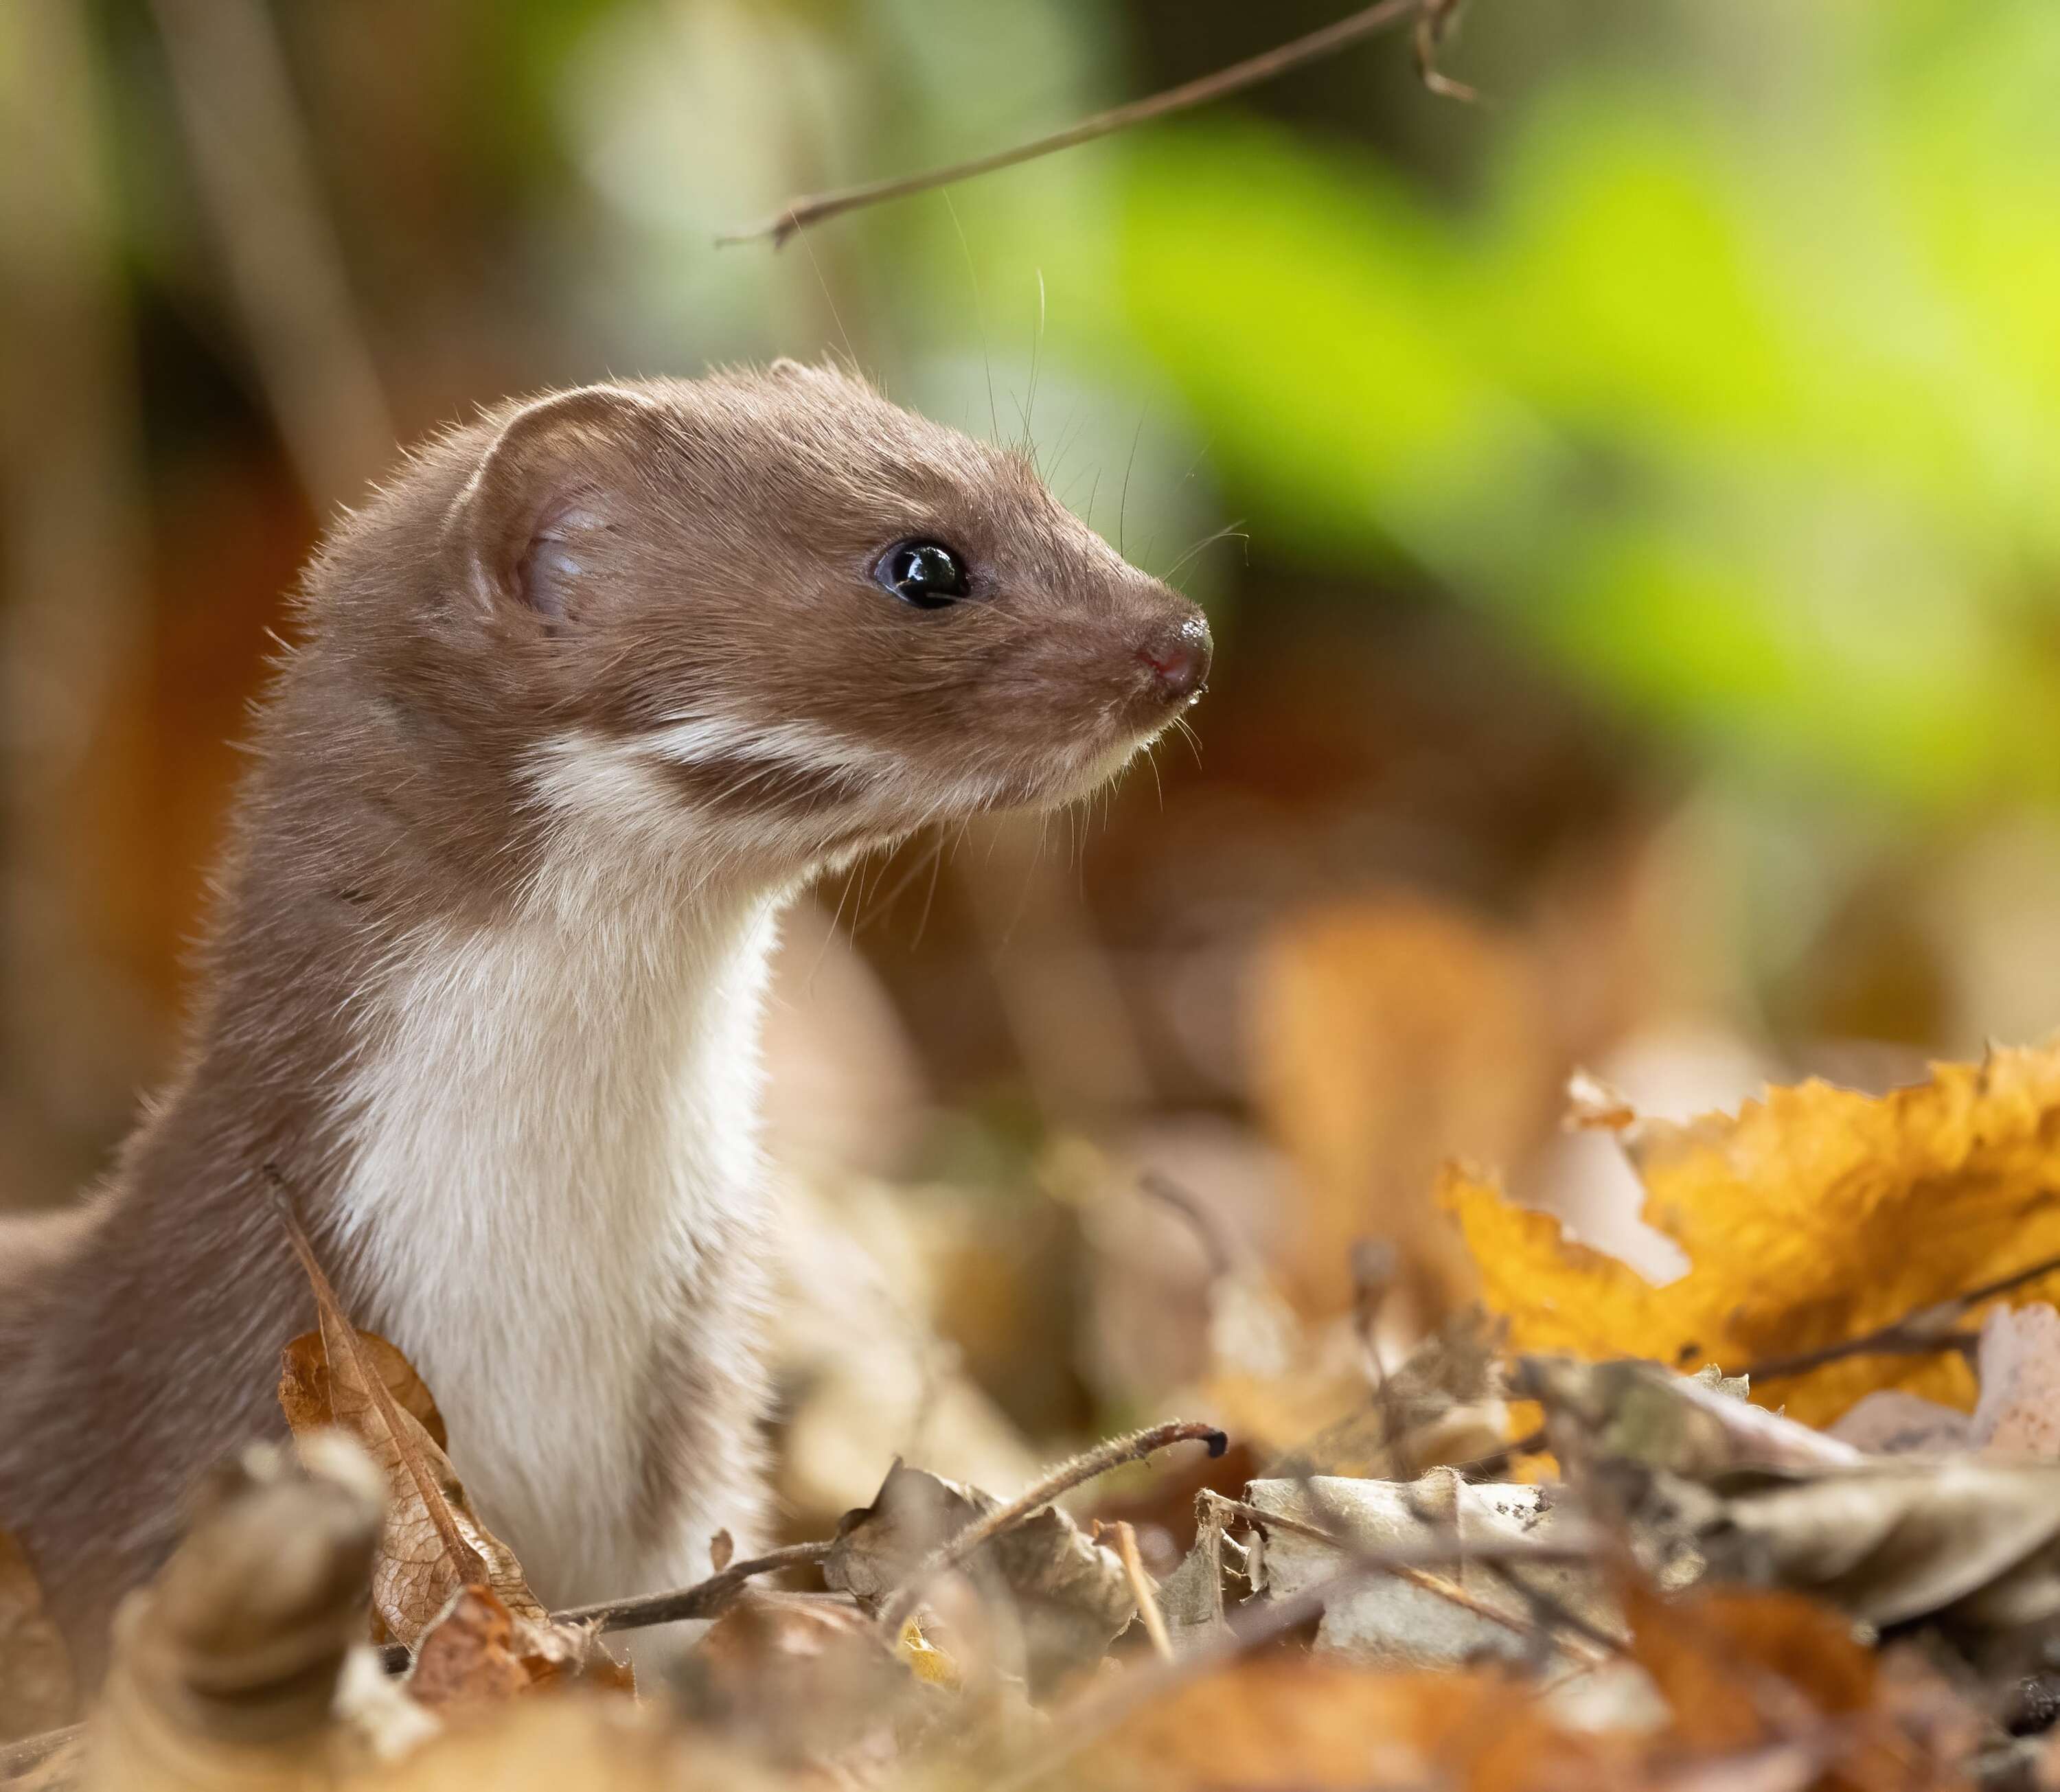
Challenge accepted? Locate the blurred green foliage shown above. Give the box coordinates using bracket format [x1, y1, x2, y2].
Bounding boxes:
[1116, 2, 2060, 807]
[546, 0, 2060, 812]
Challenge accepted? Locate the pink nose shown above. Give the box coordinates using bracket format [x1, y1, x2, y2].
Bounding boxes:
[1136, 613, 1212, 704]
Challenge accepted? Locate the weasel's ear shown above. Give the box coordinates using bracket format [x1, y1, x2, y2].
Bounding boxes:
[446, 384, 657, 622]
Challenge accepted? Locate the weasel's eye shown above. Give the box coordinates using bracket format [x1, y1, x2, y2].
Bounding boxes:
[876, 540, 968, 609]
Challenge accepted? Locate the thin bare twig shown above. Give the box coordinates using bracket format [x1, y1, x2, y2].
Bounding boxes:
[1742, 1248, 2060, 1382]
[1112, 1521, 1174, 1663]
[722, 0, 1427, 247]
[557, 1539, 834, 1633]
[878, 1420, 1226, 1634]
[374, 1537, 837, 1669]
[1415, 0, 1479, 102]
[263, 1169, 488, 1590]
[1137, 1169, 1239, 1280]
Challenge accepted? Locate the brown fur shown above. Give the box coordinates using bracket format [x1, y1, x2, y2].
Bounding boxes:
[0, 363, 1208, 1684]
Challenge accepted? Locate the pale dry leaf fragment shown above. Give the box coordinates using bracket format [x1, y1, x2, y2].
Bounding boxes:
[1827, 1390, 1972, 1456]
[1694, 1458, 2060, 1631]
[1517, 1357, 1864, 1478]
[1150, 1504, 1228, 1655]
[0, 1526, 78, 1741]
[1445, 1040, 2060, 1427]
[1971, 1303, 2060, 1460]
[825, 1462, 1133, 1695]
[1245, 1471, 1612, 1671]
[709, 1528, 735, 1574]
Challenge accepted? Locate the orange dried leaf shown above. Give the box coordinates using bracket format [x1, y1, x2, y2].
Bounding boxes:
[271, 1216, 545, 1646]
[1445, 1042, 2060, 1425]
[409, 1587, 533, 1714]
[1089, 1659, 1629, 1792]
[279, 1329, 448, 1451]
[1253, 897, 1557, 1326]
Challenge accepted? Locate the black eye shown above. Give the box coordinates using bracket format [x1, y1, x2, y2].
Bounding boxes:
[875, 540, 969, 609]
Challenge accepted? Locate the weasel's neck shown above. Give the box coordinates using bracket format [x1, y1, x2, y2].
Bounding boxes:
[323, 846, 786, 1600]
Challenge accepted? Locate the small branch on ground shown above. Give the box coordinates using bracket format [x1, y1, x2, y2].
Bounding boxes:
[556, 1539, 835, 1635]
[878, 1420, 1226, 1634]
[1742, 1248, 2060, 1382]
[720, 0, 1430, 247]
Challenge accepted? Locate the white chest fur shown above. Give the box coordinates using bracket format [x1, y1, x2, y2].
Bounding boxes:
[328, 777, 783, 1605]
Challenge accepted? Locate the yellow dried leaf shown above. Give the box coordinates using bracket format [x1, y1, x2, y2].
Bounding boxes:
[1445, 1041, 2060, 1426]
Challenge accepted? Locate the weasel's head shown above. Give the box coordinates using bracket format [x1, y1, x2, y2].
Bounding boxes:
[425, 365, 1209, 867]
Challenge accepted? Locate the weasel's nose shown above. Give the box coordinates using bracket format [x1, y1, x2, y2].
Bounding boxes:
[1136, 612, 1213, 704]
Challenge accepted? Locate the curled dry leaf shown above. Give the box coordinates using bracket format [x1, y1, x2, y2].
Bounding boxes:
[1689, 1458, 2060, 1634]
[407, 1587, 536, 1714]
[1446, 1040, 2060, 1426]
[825, 1462, 1133, 1696]
[0, 1527, 77, 1742]
[1245, 1471, 1612, 1672]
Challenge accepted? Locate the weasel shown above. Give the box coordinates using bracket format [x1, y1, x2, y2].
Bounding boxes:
[0, 362, 1210, 1684]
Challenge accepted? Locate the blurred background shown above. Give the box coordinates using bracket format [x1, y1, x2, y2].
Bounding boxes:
[6, 0, 2060, 1549]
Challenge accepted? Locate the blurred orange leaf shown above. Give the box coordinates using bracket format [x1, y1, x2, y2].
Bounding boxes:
[1254, 897, 1558, 1327]
[1445, 1042, 2060, 1426]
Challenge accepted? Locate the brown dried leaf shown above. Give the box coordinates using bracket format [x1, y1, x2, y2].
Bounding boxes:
[1246, 1471, 1612, 1671]
[1623, 1581, 1980, 1792]
[279, 1329, 448, 1452]
[0, 1527, 78, 1741]
[407, 1587, 531, 1715]
[272, 1225, 543, 1647]
[1086, 1658, 1629, 1792]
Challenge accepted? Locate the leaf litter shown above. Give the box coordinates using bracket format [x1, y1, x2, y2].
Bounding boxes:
[19, 1046, 2060, 1787]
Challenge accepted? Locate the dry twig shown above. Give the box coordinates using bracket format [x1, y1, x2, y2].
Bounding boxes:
[1112, 1521, 1174, 1664]
[722, 0, 1430, 247]
[1741, 1248, 2060, 1382]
